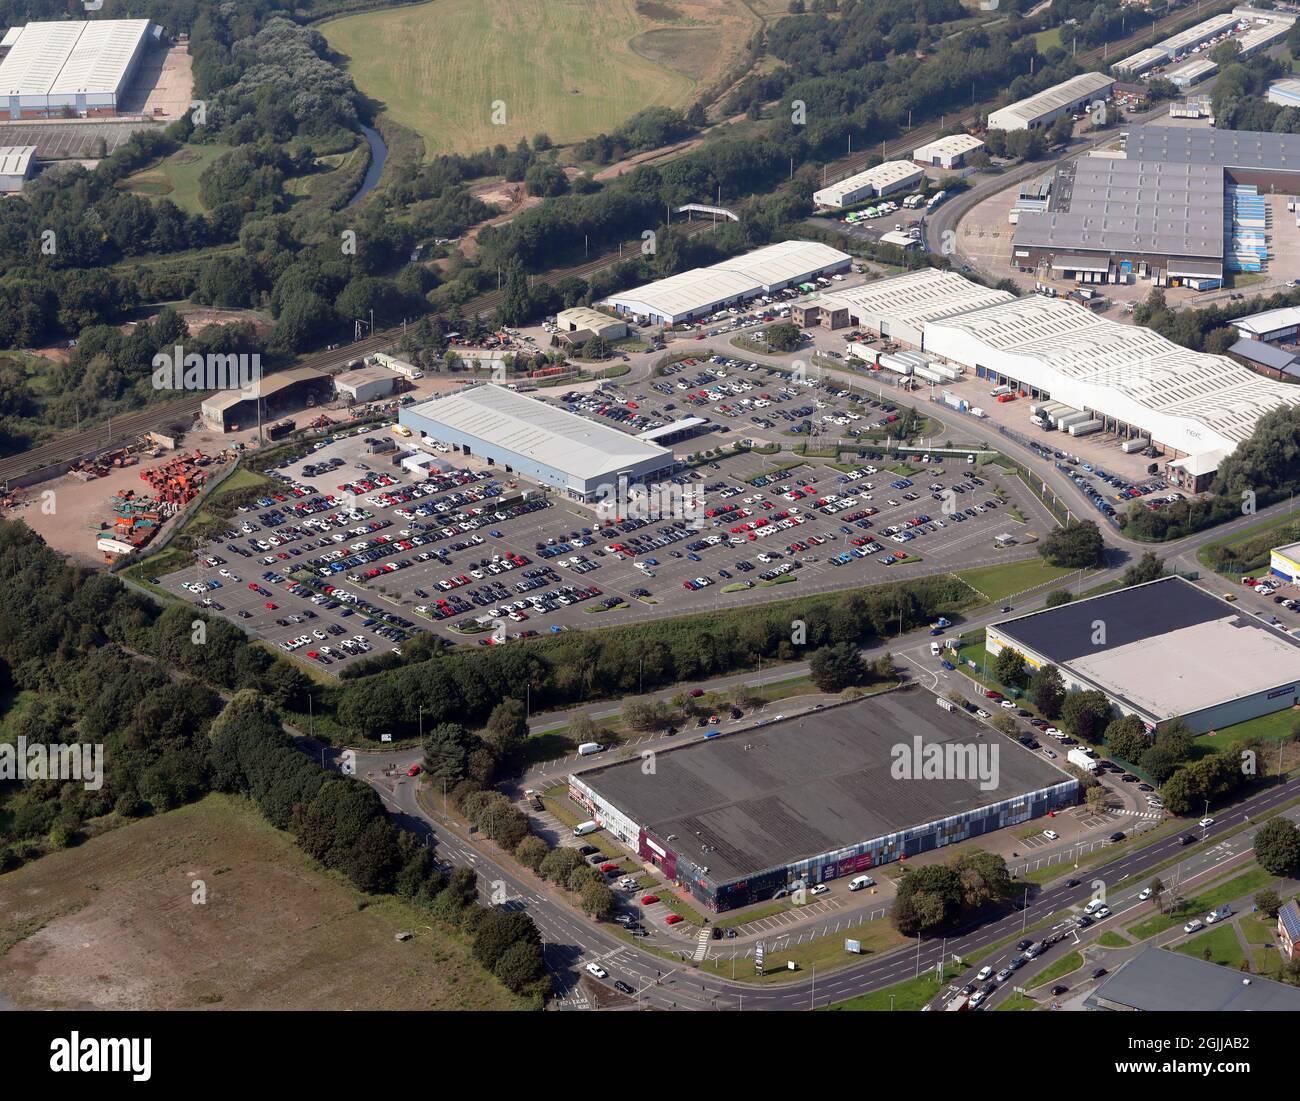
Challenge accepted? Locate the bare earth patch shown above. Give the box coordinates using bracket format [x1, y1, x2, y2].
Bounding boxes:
[0, 795, 527, 1011]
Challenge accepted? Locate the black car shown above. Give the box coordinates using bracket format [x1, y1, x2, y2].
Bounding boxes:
[1050, 984, 1069, 996]
[1065, 878, 1080, 888]
[1121, 774, 1139, 783]
[711, 927, 722, 939]
[960, 982, 976, 996]
[1016, 939, 1033, 952]
[1180, 834, 1197, 846]
[1137, 783, 1154, 792]
[614, 980, 635, 995]
[1109, 831, 1126, 843]
[1091, 967, 1108, 979]
[578, 844, 599, 856]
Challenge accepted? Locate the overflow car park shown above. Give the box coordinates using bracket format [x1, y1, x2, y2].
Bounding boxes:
[159, 373, 1056, 674]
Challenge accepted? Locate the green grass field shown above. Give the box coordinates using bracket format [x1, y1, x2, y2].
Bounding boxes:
[322, 0, 749, 154]
[122, 145, 232, 214]
[955, 559, 1077, 603]
[1177, 925, 1248, 969]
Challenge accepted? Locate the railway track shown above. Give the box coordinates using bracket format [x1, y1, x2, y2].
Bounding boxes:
[0, 220, 716, 484]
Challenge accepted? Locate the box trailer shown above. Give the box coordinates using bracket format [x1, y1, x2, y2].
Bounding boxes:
[1067, 747, 1098, 772]
[1055, 410, 1089, 430]
[1121, 437, 1151, 454]
[1068, 418, 1104, 437]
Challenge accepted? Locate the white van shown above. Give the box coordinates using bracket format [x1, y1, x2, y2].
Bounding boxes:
[573, 820, 600, 837]
[849, 875, 876, 891]
[578, 742, 604, 756]
[930, 641, 941, 657]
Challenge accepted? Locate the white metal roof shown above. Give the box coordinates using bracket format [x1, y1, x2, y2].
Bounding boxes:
[602, 240, 850, 320]
[911, 134, 984, 162]
[814, 160, 922, 204]
[1, 27, 22, 48]
[823, 269, 1015, 333]
[987, 72, 1115, 130]
[1232, 305, 1300, 336]
[0, 19, 151, 96]
[925, 296, 1300, 458]
[557, 306, 622, 331]
[403, 384, 671, 480]
[0, 145, 35, 177]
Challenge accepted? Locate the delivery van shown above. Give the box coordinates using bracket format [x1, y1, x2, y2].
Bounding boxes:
[573, 820, 600, 836]
[578, 742, 604, 756]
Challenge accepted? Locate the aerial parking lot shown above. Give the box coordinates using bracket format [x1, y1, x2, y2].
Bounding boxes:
[159, 387, 1055, 676]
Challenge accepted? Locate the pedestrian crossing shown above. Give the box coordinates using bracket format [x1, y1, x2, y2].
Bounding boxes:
[692, 927, 712, 962]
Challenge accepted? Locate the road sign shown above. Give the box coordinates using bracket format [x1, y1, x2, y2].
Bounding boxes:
[380, 733, 392, 742]
[845, 938, 861, 954]
[1013, 986, 1026, 994]
[755, 942, 765, 974]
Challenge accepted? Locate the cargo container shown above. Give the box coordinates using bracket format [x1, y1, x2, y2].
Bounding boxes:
[878, 353, 915, 375]
[914, 365, 947, 384]
[1055, 410, 1090, 430]
[1120, 437, 1151, 454]
[1068, 418, 1104, 437]
[1067, 747, 1097, 772]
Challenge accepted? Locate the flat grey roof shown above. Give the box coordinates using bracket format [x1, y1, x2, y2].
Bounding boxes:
[1231, 337, 1299, 372]
[991, 576, 1300, 721]
[578, 689, 1072, 884]
[1125, 123, 1300, 173]
[1087, 946, 1300, 1011]
[1014, 158, 1224, 261]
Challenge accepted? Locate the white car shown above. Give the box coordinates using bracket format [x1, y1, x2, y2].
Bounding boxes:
[1000, 700, 1016, 710]
[1093, 905, 1111, 919]
[584, 963, 608, 979]
[1199, 817, 1215, 828]
[1183, 919, 1205, 934]
[976, 966, 993, 981]
[1043, 829, 1059, 841]
[1138, 887, 1152, 901]
[810, 883, 829, 896]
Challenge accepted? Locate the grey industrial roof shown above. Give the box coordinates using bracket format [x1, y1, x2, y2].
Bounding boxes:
[334, 365, 398, 389]
[578, 690, 1073, 884]
[1230, 337, 1300, 374]
[1014, 158, 1225, 261]
[635, 416, 706, 442]
[0, 144, 34, 177]
[1232, 304, 1300, 337]
[1125, 123, 1300, 173]
[200, 365, 329, 414]
[1086, 946, 1300, 1011]
[403, 384, 671, 479]
[988, 72, 1115, 129]
[991, 576, 1300, 721]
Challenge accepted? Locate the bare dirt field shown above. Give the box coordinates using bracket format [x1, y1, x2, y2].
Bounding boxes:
[0, 795, 528, 1011]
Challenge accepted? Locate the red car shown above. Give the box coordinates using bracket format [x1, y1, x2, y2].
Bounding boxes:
[665, 914, 683, 925]
[599, 862, 619, 873]
[641, 894, 660, 906]
[265, 602, 277, 610]
[406, 764, 421, 777]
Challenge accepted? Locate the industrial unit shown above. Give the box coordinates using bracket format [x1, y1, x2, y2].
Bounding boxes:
[200, 366, 331, 433]
[986, 577, 1300, 735]
[333, 365, 400, 404]
[1231, 304, 1300, 343]
[600, 240, 851, 325]
[1012, 156, 1227, 285]
[911, 133, 985, 170]
[1269, 540, 1300, 584]
[567, 692, 1079, 913]
[924, 292, 1300, 486]
[0, 143, 34, 191]
[810, 268, 1015, 348]
[1268, 78, 1300, 106]
[812, 160, 925, 208]
[986, 72, 1115, 132]
[1086, 946, 1300, 1011]
[554, 306, 627, 342]
[1124, 124, 1300, 192]
[1112, 11, 1242, 77]
[0, 19, 156, 118]
[398, 383, 674, 500]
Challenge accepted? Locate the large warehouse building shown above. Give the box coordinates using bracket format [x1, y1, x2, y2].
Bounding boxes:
[200, 366, 331, 433]
[601, 240, 851, 326]
[568, 691, 1078, 912]
[0, 143, 34, 191]
[812, 160, 924, 208]
[1124, 124, 1300, 192]
[1012, 156, 1227, 285]
[986, 577, 1300, 735]
[987, 72, 1115, 132]
[911, 133, 985, 170]
[0, 19, 156, 119]
[924, 292, 1300, 486]
[398, 384, 674, 500]
[803, 268, 1015, 348]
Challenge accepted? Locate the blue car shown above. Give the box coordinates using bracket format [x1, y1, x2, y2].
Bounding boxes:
[941, 659, 955, 671]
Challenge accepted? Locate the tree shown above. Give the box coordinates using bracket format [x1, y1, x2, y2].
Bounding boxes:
[539, 847, 585, 885]
[764, 321, 802, 352]
[892, 863, 965, 936]
[1149, 876, 1165, 914]
[990, 710, 1017, 736]
[1039, 520, 1105, 568]
[1122, 551, 1165, 587]
[1044, 588, 1074, 608]
[1253, 818, 1300, 876]
[1255, 889, 1282, 917]
[809, 643, 866, 692]
[1085, 785, 1109, 811]
[569, 711, 599, 743]
[423, 721, 473, 783]
[579, 881, 616, 919]
[1105, 714, 1150, 765]
[482, 699, 529, 759]
[1060, 690, 1113, 743]
[993, 646, 1027, 688]
[622, 699, 669, 732]
[499, 257, 532, 326]
[1029, 664, 1066, 719]
[515, 835, 549, 872]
